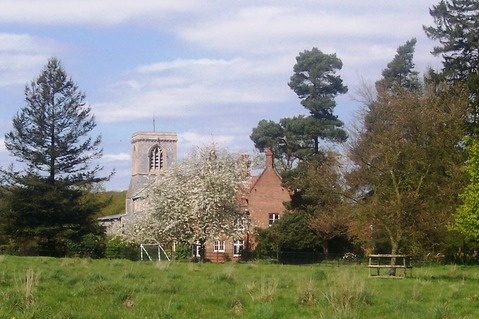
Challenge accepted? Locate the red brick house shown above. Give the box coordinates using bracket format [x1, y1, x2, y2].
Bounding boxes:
[202, 147, 290, 262]
[247, 147, 290, 230]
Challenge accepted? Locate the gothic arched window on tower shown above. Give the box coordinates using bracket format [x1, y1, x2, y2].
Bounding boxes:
[149, 146, 164, 171]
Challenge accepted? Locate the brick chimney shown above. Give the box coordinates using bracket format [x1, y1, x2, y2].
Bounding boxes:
[265, 146, 273, 169]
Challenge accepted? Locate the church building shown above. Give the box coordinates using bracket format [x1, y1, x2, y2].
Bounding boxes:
[126, 131, 177, 215]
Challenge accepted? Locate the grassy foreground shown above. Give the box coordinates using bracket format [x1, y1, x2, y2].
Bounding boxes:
[1, 256, 479, 318]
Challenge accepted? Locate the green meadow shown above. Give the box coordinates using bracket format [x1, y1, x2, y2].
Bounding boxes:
[1, 256, 479, 319]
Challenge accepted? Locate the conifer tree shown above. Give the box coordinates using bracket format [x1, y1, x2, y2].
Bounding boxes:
[251, 48, 348, 166]
[288, 48, 348, 154]
[375, 38, 420, 92]
[1, 57, 110, 256]
[424, 0, 479, 130]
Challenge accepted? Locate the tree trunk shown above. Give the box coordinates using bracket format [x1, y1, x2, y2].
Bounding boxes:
[322, 240, 329, 260]
[389, 239, 399, 276]
[198, 239, 206, 262]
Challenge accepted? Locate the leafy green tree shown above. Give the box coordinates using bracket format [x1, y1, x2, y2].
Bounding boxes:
[375, 38, 420, 92]
[424, 1, 479, 252]
[347, 86, 468, 255]
[424, 0, 479, 129]
[1, 57, 110, 256]
[451, 139, 479, 240]
[283, 152, 351, 258]
[255, 211, 322, 259]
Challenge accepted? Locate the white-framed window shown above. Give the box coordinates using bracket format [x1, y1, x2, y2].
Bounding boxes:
[233, 240, 244, 257]
[192, 241, 201, 258]
[234, 216, 245, 231]
[269, 213, 280, 226]
[149, 146, 164, 171]
[213, 240, 225, 252]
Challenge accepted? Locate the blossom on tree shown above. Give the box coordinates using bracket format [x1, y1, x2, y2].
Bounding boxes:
[121, 144, 251, 259]
[119, 211, 170, 245]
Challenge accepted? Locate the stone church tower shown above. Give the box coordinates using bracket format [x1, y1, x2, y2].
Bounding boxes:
[125, 131, 177, 215]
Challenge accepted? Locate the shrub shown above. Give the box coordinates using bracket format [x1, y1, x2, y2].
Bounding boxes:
[172, 242, 191, 260]
[65, 233, 105, 258]
[105, 238, 138, 260]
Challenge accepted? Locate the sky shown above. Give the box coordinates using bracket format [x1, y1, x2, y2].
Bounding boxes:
[0, 0, 443, 191]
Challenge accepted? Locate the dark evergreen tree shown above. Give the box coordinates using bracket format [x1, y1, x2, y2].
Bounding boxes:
[250, 48, 348, 164]
[288, 48, 348, 117]
[375, 38, 420, 92]
[424, 0, 479, 130]
[1, 57, 110, 256]
[288, 48, 348, 154]
[5, 58, 105, 186]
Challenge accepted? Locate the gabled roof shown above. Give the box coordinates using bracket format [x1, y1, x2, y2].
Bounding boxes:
[248, 146, 283, 190]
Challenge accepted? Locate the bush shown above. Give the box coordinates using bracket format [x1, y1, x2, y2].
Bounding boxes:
[65, 233, 105, 258]
[173, 242, 191, 260]
[105, 238, 139, 260]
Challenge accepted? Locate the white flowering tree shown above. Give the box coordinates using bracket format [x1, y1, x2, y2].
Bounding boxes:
[119, 211, 169, 245]
[121, 144, 251, 261]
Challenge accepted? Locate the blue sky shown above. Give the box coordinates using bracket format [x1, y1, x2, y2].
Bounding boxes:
[0, 0, 441, 190]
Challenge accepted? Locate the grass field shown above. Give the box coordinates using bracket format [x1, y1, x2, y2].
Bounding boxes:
[1, 256, 479, 319]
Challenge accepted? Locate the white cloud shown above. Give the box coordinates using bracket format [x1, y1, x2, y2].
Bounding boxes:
[134, 58, 241, 74]
[0, 33, 50, 53]
[90, 0, 441, 126]
[0, 0, 199, 25]
[0, 33, 61, 86]
[94, 56, 291, 123]
[102, 152, 130, 162]
[178, 1, 437, 56]
[178, 131, 237, 159]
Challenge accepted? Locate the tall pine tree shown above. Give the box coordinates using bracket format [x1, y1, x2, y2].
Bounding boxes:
[250, 48, 348, 166]
[424, 0, 479, 131]
[1, 57, 110, 256]
[250, 49, 351, 259]
[375, 38, 420, 92]
[288, 48, 348, 155]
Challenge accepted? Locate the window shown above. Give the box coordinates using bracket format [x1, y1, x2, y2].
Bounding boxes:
[234, 216, 245, 231]
[269, 213, 280, 226]
[233, 240, 244, 256]
[213, 240, 225, 252]
[192, 241, 201, 258]
[149, 146, 164, 171]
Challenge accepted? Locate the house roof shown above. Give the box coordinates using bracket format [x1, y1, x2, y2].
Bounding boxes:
[248, 146, 283, 190]
[98, 213, 126, 221]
